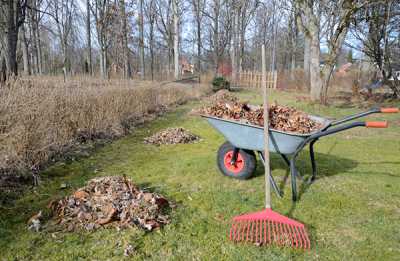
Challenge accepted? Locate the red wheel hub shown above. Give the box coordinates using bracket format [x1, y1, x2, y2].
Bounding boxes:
[224, 151, 245, 174]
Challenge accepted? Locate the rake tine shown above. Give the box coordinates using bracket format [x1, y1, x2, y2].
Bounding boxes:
[268, 220, 271, 244]
[264, 219, 267, 244]
[260, 220, 263, 243]
[294, 226, 303, 249]
[279, 222, 284, 246]
[229, 223, 235, 241]
[255, 220, 259, 243]
[252, 221, 256, 242]
[297, 226, 305, 248]
[234, 222, 239, 242]
[282, 224, 291, 247]
[232, 222, 237, 242]
[302, 227, 311, 249]
[246, 221, 250, 241]
[290, 225, 299, 249]
[299, 226, 308, 249]
[242, 221, 250, 241]
[272, 221, 278, 245]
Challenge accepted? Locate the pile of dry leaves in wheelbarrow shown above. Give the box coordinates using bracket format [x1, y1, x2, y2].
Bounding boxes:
[144, 127, 200, 145]
[44, 176, 171, 232]
[199, 93, 322, 134]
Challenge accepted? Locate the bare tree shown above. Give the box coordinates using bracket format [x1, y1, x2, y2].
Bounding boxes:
[0, 0, 28, 77]
[145, 0, 157, 80]
[91, 0, 115, 79]
[155, 0, 174, 75]
[191, 0, 205, 74]
[19, 22, 30, 75]
[173, 0, 179, 79]
[296, 0, 363, 103]
[349, 0, 400, 97]
[27, 0, 44, 75]
[86, 0, 92, 75]
[139, 0, 145, 79]
[48, 0, 77, 79]
[119, 0, 131, 79]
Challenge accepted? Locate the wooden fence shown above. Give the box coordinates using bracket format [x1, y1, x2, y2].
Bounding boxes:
[231, 70, 277, 89]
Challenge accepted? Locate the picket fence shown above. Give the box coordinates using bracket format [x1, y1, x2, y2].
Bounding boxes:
[232, 70, 277, 89]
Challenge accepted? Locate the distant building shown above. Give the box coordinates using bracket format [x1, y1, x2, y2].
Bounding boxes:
[180, 57, 194, 75]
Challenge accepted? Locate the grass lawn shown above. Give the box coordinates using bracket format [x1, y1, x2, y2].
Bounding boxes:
[1, 89, 399, 260]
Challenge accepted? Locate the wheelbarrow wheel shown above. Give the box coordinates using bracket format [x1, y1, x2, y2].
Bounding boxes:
[217, 142, 256, 180]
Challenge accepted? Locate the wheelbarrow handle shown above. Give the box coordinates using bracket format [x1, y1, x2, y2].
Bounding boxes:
[311, 121, 387, 141]
[366, 121, 389, 128]
[380, 108, 399, 113]
[327, 108, 395, 128]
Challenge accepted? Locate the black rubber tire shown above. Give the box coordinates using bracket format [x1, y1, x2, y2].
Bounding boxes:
[217, 142, 256, 180]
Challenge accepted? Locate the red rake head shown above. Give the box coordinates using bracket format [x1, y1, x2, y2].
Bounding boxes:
[229, 209, 310, 249]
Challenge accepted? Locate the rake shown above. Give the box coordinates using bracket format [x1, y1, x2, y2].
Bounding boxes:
[229, 45, 310, 249]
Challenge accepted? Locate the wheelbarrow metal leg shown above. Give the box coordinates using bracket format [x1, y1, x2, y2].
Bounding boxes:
[309, 139, 318, 183]
[290, 157, 298, 202]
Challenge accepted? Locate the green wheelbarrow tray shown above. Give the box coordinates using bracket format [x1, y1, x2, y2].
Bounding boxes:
[201, 107, 394, 201]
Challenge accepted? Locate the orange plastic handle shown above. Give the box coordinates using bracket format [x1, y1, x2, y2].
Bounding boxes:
[380, 108, 399, 113]
[366, 121, 388, 128]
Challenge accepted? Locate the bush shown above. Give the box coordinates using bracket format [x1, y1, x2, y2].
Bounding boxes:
[212, 76, 230, 92]
[0, 76, 207, 176]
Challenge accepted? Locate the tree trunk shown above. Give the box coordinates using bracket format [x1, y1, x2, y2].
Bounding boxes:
[4, 0, 20, 77]
[231, 9, 238, 83]
[100, 47, 108, 79]
[20, 24, 31, 76]
[213, 7, 220, 74]
[86, 0, 92, 75]
[139, 0, 145, 80]
[309, 34, 322, 102]
[303, 37, 311, 86]
[0, 54, 6, 83]
[195, 0, 201, 75]
[119, 0, 131, 79]
[173, 0, 179, 80]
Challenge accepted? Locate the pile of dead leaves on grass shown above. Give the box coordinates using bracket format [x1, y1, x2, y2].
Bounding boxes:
[199, 97, 322, 134]
[208, 89, 238, 103]
[144, 127, 200, 145]
[44, 176, 171, 232]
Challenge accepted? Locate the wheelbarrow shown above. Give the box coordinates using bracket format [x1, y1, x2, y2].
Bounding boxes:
[202, 107, 398, 201]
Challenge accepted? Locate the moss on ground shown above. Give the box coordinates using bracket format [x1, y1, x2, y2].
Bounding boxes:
[1, 89, 399, 260]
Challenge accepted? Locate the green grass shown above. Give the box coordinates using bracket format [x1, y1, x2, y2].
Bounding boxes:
[1, 89, 399, 260]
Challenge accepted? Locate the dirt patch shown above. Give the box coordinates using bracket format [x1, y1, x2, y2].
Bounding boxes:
[144, 128, 200, 145]
[199, 100, 322, 134]
[43, 176, 171, 232]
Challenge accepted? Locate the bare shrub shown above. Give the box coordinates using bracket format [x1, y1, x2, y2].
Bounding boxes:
[0, 76, 206, 175]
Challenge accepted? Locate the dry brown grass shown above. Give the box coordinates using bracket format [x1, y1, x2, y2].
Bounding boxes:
[0, 76, 209, 176]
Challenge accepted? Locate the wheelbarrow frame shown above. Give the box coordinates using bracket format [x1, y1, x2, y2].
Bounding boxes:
[202, 107, 392, 201]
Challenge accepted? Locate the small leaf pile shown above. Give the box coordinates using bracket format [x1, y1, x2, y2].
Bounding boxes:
[200, 100, 322, 134]
[48, 176, 171, 232]
[144, 127, 200, 145]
